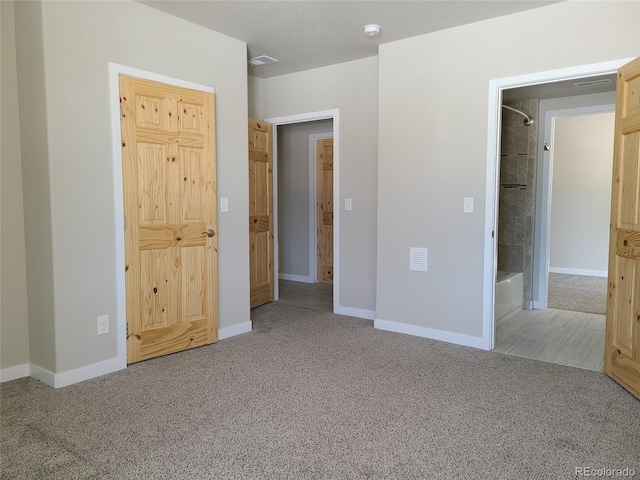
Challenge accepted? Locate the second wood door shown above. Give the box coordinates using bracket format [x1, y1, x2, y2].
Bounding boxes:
[317, 138, 334, 282]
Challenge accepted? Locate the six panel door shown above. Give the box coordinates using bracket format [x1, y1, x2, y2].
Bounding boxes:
[605, 57, 640, 400]
[317, 138, 334, 282]
[120, 75, 218, 363]
[249, 118, 274, 308]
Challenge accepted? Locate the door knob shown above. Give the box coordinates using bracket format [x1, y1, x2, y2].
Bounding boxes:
[202, 229, 215, 238]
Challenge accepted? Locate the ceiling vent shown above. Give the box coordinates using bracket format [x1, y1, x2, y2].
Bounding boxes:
[572, 78, 614, 88]
[248, 55, 279, 67]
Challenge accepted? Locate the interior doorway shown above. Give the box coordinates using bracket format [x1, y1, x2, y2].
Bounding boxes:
[482, 58, 632, 353]
[494, 105, 614, 371]
[265, 110, 340, 313]
[276, 122, 333, 311]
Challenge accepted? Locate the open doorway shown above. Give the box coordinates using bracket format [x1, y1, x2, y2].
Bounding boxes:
[494, 102, 615, 371]
[276, 120, 334, 311]
[265, 110, 340, 313]
[483, 60, 630, 369]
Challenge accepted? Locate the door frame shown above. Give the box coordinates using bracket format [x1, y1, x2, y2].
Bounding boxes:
[265, 110, 339, 312]
[532, 103, 615, 310]
[482, 58, 632, 350]
[109, 63, 216, 370]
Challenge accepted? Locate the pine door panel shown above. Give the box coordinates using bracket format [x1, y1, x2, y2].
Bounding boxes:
[317, 138, 334, 282]
[249, 118, 274, 309]
[605, 57, 640, 399]
[120, 75, 218, 364]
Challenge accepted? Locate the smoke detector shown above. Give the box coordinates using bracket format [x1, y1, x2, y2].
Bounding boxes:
[248, 55, 279, 67]
[363, 24, 381, 37]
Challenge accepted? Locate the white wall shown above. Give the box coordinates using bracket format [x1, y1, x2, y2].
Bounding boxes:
[278, 120, 332, 279]
[377, 1, 639, 339]
[259, 57, 379, 314]
[1, 1, 31, 374]
[550, 113, 614, 274]
[13, 0, 250, 380]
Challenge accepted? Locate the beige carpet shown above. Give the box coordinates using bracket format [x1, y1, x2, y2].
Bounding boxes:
[547, 273, 607, 315]
[2, 303, 639, 479]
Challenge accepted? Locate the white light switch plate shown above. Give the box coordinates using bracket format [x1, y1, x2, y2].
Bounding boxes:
[463, 197, 474, 213]
[220, 197, 229, 212]
[345, 198, 352, 211]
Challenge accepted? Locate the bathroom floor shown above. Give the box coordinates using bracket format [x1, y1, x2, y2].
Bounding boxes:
[494, 308, 605, 371]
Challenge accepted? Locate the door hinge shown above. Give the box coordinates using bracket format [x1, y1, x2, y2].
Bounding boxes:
[120, 104, 123, 120]
[124, 215, 127, 231]
[126, 322, 129, 336]
[492, 230, 495, 239]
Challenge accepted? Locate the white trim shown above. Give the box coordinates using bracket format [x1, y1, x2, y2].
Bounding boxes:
[279, 273, 315, 283]
[29, 363, 56, 387]
[374, 319, 485, 349]
[0, 364, 30, 382]
[336, 306, 375, 320]
[265, 110, 340, 314]
[309, 132, 333, 283]
[549, 267, 608, 278]
[533, 103, 615, 309]
[109, 63, 217, 376]
[218, 321, 252, 340]
[271, 129, 280, 301]
[54, 357, 125, 388]
[484, 58, 632, 352]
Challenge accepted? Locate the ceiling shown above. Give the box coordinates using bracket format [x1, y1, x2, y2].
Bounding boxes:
[140, 0, 560, 79]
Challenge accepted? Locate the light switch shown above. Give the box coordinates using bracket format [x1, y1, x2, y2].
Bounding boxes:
[221, 197, 229, 212]
[463, 197, 474, 213]
[345, 198, 352, 211]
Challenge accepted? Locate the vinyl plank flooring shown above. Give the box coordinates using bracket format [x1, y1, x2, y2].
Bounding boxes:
[494, 308, 604, 372]
[277, 279, 333, 312]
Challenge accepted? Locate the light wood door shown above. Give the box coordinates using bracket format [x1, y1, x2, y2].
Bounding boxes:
[605, 57, 640, 400]
[249, 118, 274, 308]
[120, 75, 218, 364]
[316, 138, 333, 282]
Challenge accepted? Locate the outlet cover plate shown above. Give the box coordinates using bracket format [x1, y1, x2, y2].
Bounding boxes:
[97, 315, 109, 335]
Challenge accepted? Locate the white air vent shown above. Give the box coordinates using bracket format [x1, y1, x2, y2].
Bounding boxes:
[573, 78, 614, 88]
[248, 55, 279, 66]
[410, 247, 428, 272]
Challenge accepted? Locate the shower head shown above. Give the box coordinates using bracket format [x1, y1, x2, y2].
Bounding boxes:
[502, 105, 534, 127]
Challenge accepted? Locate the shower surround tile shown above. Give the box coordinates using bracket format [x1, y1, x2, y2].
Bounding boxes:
[498, 97, 538, 309]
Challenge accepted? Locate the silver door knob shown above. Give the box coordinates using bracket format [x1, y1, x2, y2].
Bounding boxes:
[202, 229, 215, 238]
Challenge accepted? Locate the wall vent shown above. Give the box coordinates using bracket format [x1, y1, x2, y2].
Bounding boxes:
[248, 55, 279, 66]
[410, 247, 428, 272]
[572, 78, 613, 88]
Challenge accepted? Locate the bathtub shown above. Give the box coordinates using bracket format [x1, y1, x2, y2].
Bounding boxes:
[495, 271, 523, 320]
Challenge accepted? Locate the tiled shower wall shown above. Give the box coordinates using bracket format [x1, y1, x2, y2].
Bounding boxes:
[498, 99, 539, 308]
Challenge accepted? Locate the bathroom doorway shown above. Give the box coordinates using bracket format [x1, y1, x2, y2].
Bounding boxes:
[487, 62, 622, 370]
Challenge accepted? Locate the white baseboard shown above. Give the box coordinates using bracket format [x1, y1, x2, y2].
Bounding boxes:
[532, 300, 547, 310]
[54, 357, 126, 388]
[0, 363, 30, 383]
[374, 318, 485, 349]
[336, 306, 375, 320]
[219, 321, 252, 340]
[278, 273, 315, 283]
[29, 363, 56, 387]
[549, 267, 608, 278]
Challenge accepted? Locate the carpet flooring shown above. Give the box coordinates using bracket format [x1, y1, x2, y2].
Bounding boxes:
[547, 273, 607, 315]
[2, 303, 639, 479]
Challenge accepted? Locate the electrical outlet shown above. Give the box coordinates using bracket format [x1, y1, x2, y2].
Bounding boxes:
[97, 315, 109, 335]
